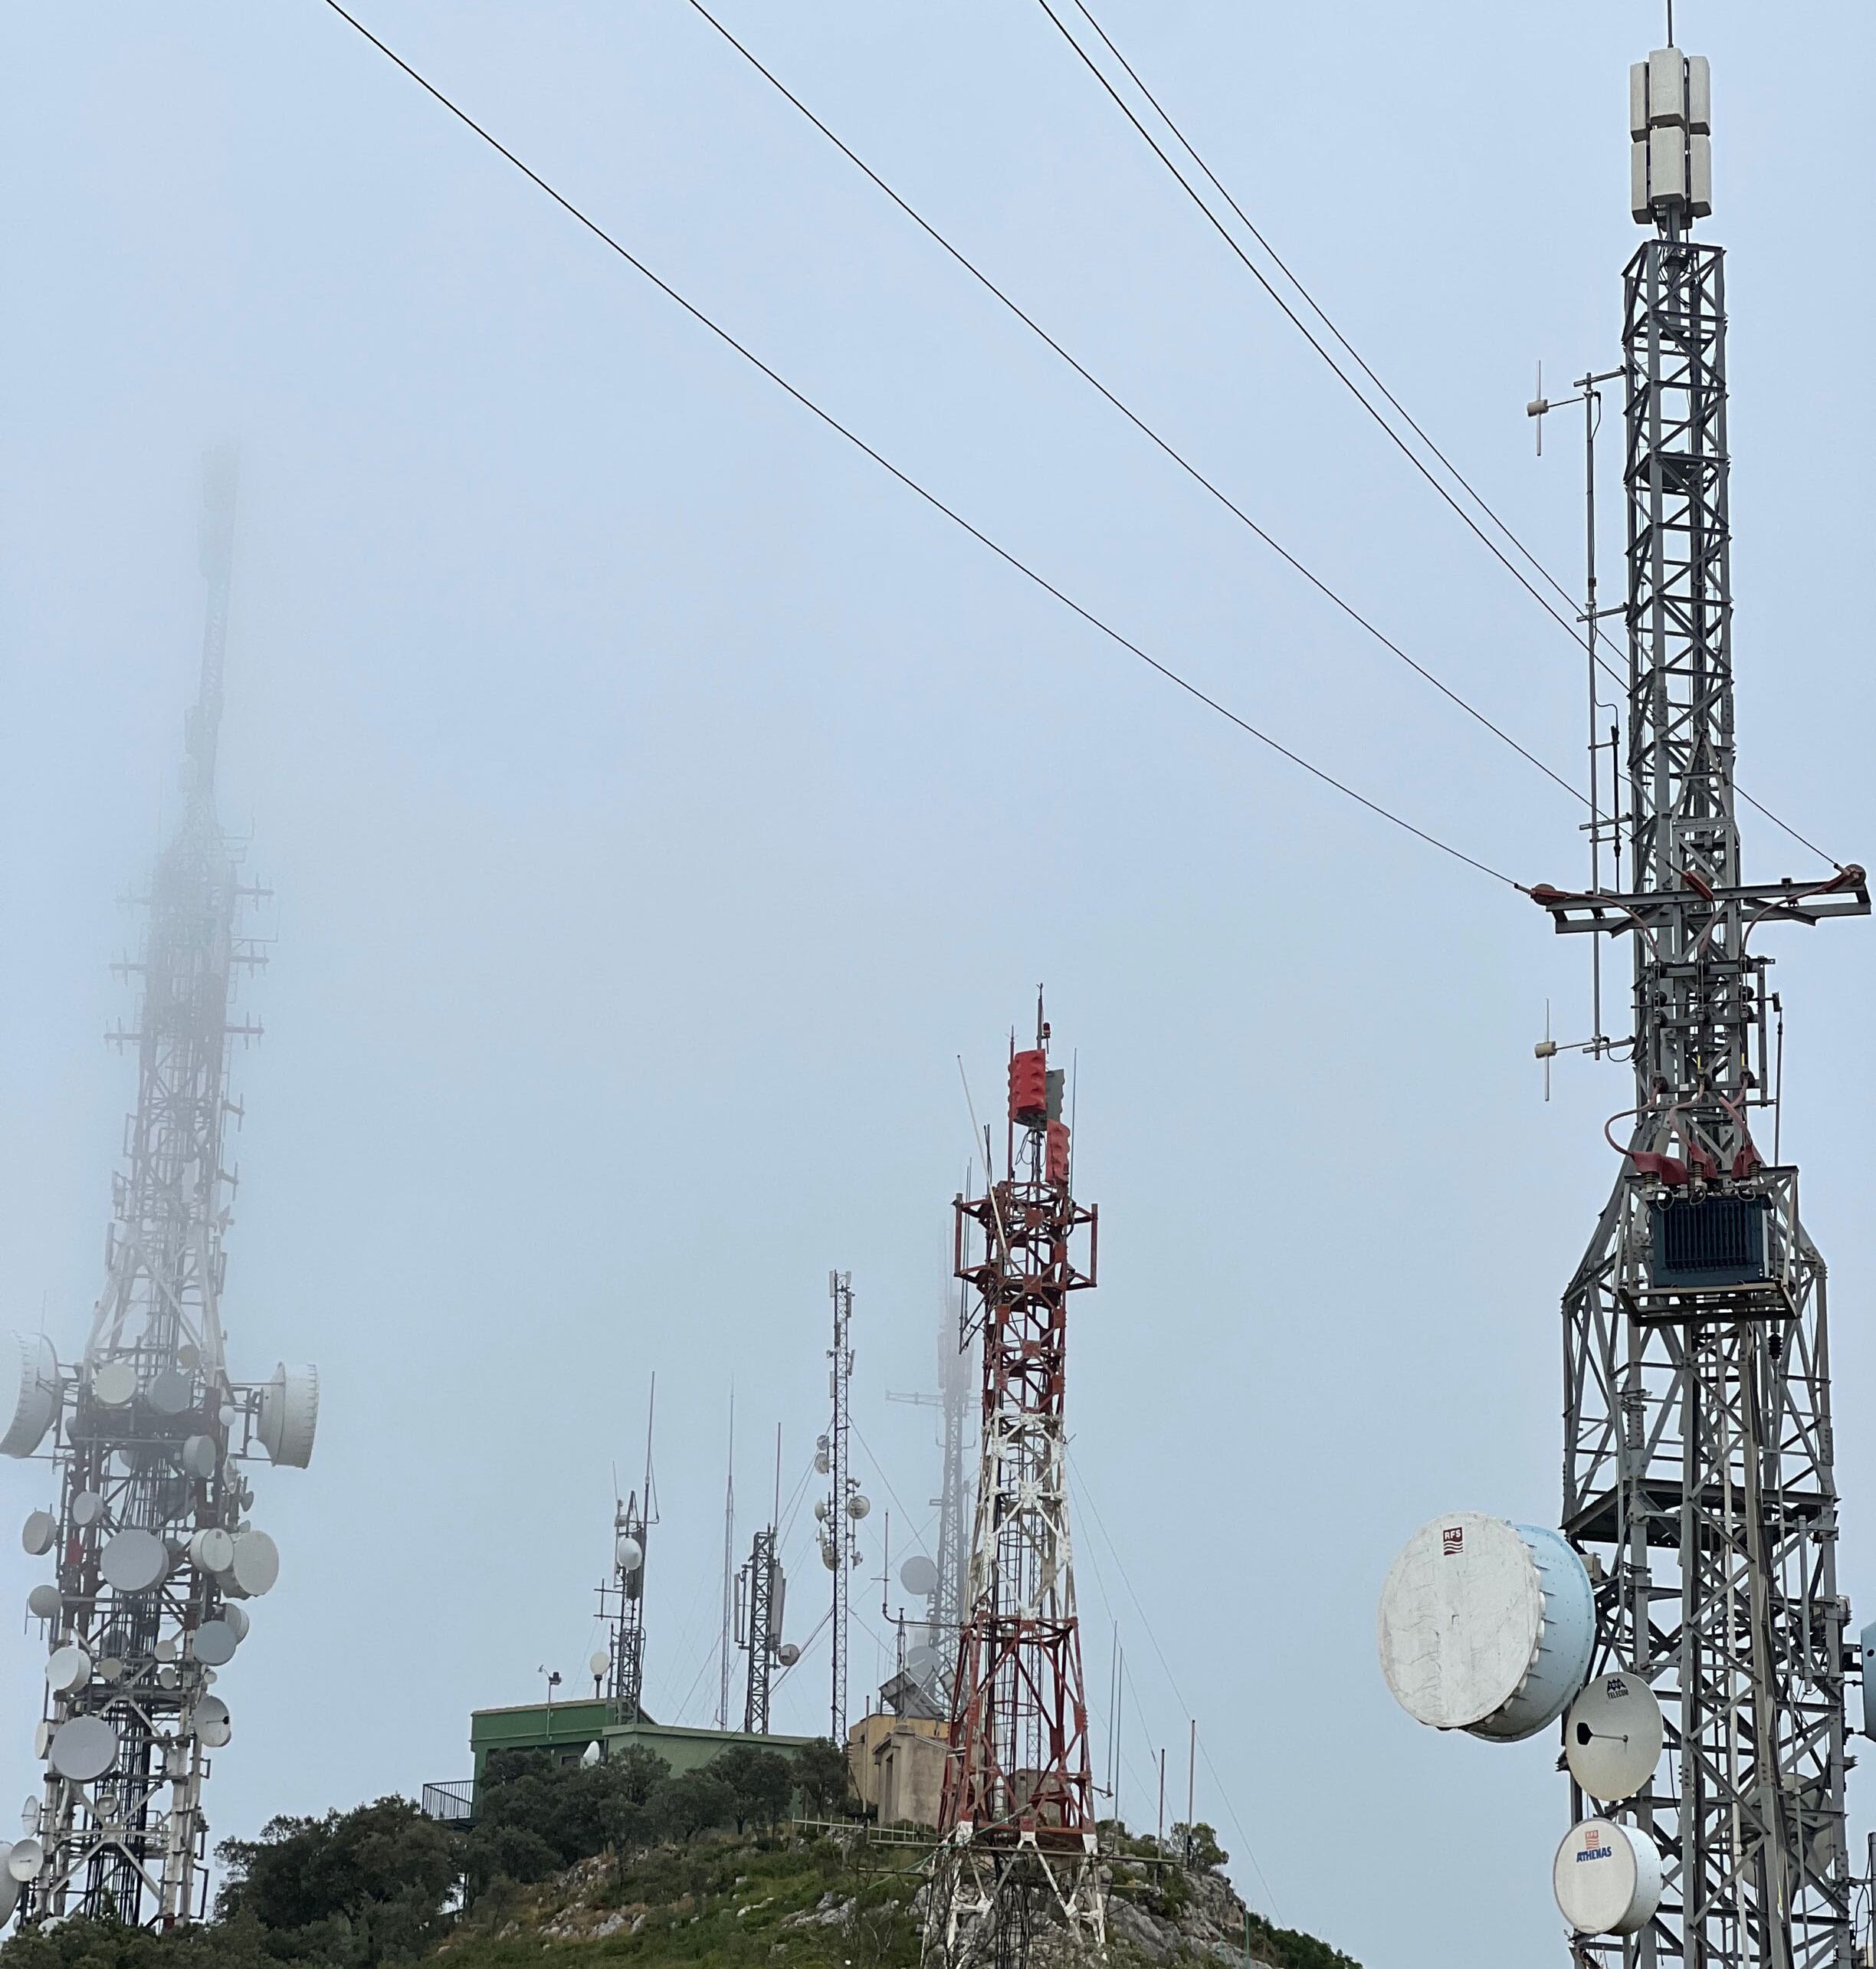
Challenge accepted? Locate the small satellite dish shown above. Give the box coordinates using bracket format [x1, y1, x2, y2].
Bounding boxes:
[97, 1658, 125, 1685]
[7, 1837, 44, 1882]
[847, 1494, 871, 1521]
[45, 1646, 90, 1694]
[1553, 1818, 1663, 1936]
[90, 1360, 137, 1409]
[191, 1527, 235, 1575]
[48, 1716, 118, 1781]
[221, 1605, 251, 1643]
[176, 1343, 201, 1371]
[615, 1534, 644, 1574]
[21, 1510, 57, 1557]
[191, 1696, 232, 1749]
[580, 1741, 602, 1768]
[26, 1584, 61, 1622]
[1, 1333, 61, 1459]
[180, 1436, 218, 1481]
[907, 1643, 940, 1678]
[72, 1492, 104, 1529]
[821, 1542, 838, 1570]
[147, 1369, 195, 1417]
[813, 1499, 828, 1521]
[100, 1528, 169, 1593]
[900, 1555, 940, 1598]
[0, 1864, 18, 1926]
[157, 1664, 180, 1690]
[228, 1530, 279, 1597]
[193, 1620, 240, 1667]
[1566, 1674, 1663, 1803]
[813, 1452, 830, 1475]
[257, 1365, 320, 1469]
[32, 1722, 51, 1762]
[20, 1800, 39, 1836]
[589, 1651, 610, 1679]
[777, 1643, 801, 1668]
[155, 1636, 179, 1663]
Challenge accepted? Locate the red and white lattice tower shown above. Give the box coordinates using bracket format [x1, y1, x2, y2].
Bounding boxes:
[927, 1003, 1104, 1969]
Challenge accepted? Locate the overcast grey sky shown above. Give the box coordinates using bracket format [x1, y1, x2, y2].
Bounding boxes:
[2, 4, 1873, 1963]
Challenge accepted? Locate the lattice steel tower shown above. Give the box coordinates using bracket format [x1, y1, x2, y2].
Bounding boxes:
[818, 1272, 861, 1744]
[1533, 44, 1867, 1969]
[0, 452, 320, 1930]
[927, 1005, 1104, 1969]
[598, 1380, 656, 1722]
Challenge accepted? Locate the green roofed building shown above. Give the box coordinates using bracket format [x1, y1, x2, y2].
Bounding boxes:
[453, 1703, 820, 1797]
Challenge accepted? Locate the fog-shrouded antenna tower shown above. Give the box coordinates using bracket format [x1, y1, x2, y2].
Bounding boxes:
[599, 1379, 657, 1722]
[815, 1272, 864, 1744]
[1529, 42, 1868, 1969]
[927, 1002, 1104, 1969]
[0, 451, 320, 1931]
[889, 1272, 978, 1716]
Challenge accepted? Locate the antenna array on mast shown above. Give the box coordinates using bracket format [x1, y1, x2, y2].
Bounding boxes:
[1, 454, 320, 1931]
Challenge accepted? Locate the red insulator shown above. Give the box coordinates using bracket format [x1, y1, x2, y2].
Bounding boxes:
[1009, 1048, 1048, 1126]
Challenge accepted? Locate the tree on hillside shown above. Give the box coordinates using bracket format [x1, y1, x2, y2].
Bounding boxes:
[646, 1768, 736, 1843]
[1171, 1821, 1228, 1872]
[794, 1738, 854, 1818]
[216, 1796, 461, 1961]
[704, 1745, 794, 1832]
[468, 1745, 673, 1888]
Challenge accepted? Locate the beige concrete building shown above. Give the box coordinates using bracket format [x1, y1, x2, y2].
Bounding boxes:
[846, 1713, 949, 1830]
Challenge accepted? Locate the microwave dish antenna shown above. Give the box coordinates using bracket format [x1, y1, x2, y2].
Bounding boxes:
[1565, 1672, 1664, 1803]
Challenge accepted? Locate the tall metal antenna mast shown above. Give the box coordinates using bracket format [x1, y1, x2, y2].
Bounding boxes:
[717, 1388, 735, 1731]
[1533, 42, 1867, 1969]
[927, 1001, 1104, 1969]
[601, 1377, 657, 1721]
[2, 451, 320, 1930]
[818, 1272, 861, 1744]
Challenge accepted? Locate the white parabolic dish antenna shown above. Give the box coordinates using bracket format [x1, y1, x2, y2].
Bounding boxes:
[258, 1364, 320, 1469]
[192, 1620, 240, 1668]
[1, 1334, 60, 1459]
[589, 1651, 610, 1679]
[192, 1696, 232, 1749]
[100, 1528, 169, 1594]
[192, 1527, 236, 1574]
[1554, 1818, 1663, 1936]
[1377, 1511, 1595, 1741]
[90, 1359, 137, 1408]
[21, 1510, 57, 1557]
[6, 1837, 43, 1882]
[900, 1554, 940, 1598]
[25, 1584, 61, 1622]
[229, 1530, 280, 1597]
[45, 1646, 90, 1694]
[0, 1864, 17, 1925]
[616, 1535, 643, 1574]
[1566, 1672, 1664, 1803]
[48, 1716, 118, 1782]
[777, 1643, 800, 1668]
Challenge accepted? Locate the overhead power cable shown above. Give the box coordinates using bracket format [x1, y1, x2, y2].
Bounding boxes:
[1038, 0, 1842, 872]
[682, 0, 1583, 810]
[317, 0, 1528, 893]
